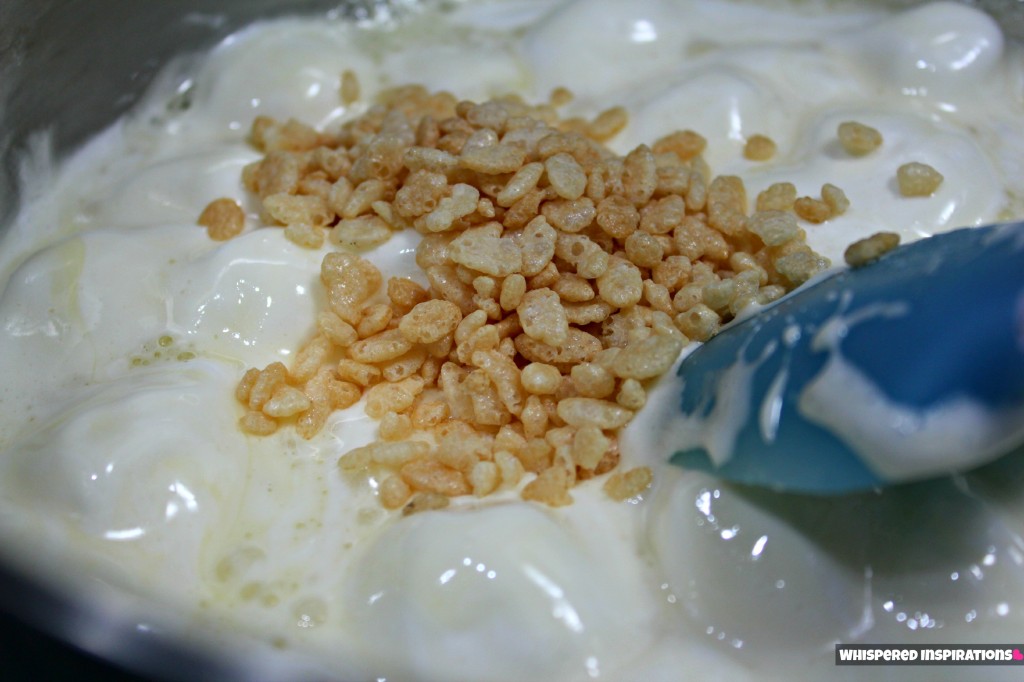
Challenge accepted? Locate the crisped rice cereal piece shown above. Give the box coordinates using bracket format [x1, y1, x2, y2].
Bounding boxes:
[743, 134, 776, 161]
[624, 231, 665, 268]
[755, 182, 796, 212]
[503, 187, 547, 230]
[467, 100, 510, 130]
[496, 162, 544, 208]
[548, 86, 574, 107]
[517, 288, 569, 347]
[596, 194, 639, 239]
[399, 299, 463, 344]
[516, 216, 558, 277]
[556, 397, 633, 430]
[198, 198, 245, 241]
[344, 178, 391, 218]
[379, 412, 413, 441]
[448, 229, 523, 277]
[472, 349, 525, 415]
[454, 309, 489, 347]
[551, 273, 594, 303]
[514, 328, 602, 365]
[291, 335, 332, 383]
[364, 377, 424, 419]
[343, 440, 431, 470]
[395, 170, 449, 218]
[264, 193, 332, 227]
[596, 258, 643, 308]
[379, 475, 412, 510]
[381, 347, 428, 382]
[706, 175, 747, 236]
[285, 223, 325, 249]
[639, 195, 685, 236]
[323, 254, 383, 324]
[747, 210, 798, 246]
[643, 280, 673, 315]
[260, 118, 322, 153]
[516, 436, 553, 473]
[674, 303, 721, 342]
[837, 121, 883, 156]
[652, 255, 692, 291]
[774, 249, 829, 286]
[610, 334, 686, 380]
[794, 196, 831, 223]
[473, 276, 498, 298]
[616, 378, 647, 411]
[569, 363, 615, 399]
[253, 151, 302, 197]
[652, 129, 706, 161]
[545, 152, 588, 200]
[348, 328, 414, 364]
[296, 401, 332, 440]
[572, 425, 610, 470]
[411, 391, 450, 428]
[821, 183, 849, 216]
[400, 456, 471, 497]
[587, 106, 628, 141]
[541, 197, 596, 233]
[897, 162, 943, 197]
[684, 168, 708, 210]
[495, 450, 525, 487]
[465, 369, 511, 426]
[402, 492, 451, 516]
[421, 183, 480, 232]
[241, 410, 278, 436]
[498, 274, 527, 311]
[357, 303, 393, 339]
[332, 215, 392, 250]
[521, 465, 573, 507]
[521, 363, 562, 395]
[248, 362, 288, 411]
[404, 147, 459, 174]
[425, 265, 476, 315]
[622, 144, 657, 205]
[336, 358, 381, 387]
[461, 144, 527, 174]
[702, 278, 736, 313]
[236, 368, 260, 405]
[470, 460, 500, 497]
[844, 231, 900, 268]
[603, 466, 653, 501]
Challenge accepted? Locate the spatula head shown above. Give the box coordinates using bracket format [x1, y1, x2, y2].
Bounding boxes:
[668, 222, 1024, 494]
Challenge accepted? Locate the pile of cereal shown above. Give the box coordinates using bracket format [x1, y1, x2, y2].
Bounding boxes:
[211, 78, 852, 513]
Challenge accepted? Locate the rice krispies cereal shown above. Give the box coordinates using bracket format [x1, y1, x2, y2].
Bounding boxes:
[216, 79, 865, 510]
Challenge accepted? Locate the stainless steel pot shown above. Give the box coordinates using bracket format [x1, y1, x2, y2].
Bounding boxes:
[0, 0, 1022, 679]
[0, 0, 407, 228]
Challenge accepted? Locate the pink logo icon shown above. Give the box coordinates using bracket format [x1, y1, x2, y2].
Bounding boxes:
[1013, 648, 1023, 661]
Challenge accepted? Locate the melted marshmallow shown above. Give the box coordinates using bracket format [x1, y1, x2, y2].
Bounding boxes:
[1, 1, 1024, 680]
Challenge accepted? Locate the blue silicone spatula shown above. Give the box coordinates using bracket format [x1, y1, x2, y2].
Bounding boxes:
[667, 221, 1024, 494]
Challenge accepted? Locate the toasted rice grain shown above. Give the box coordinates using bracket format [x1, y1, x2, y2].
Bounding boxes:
[198, 198, 245, 241]
[743, 134, 776, 161]
[603, 466, 653, 500]
[837, 121, 883, 156]
[897, 162, 943, 197]
[844, 231, 900, 267]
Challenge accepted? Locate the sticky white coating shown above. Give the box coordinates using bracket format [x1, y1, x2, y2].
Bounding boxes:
[1, 1, 1024, 680]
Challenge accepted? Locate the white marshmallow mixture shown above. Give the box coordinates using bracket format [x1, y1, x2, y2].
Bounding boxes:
[1, 1, 1023, 680]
